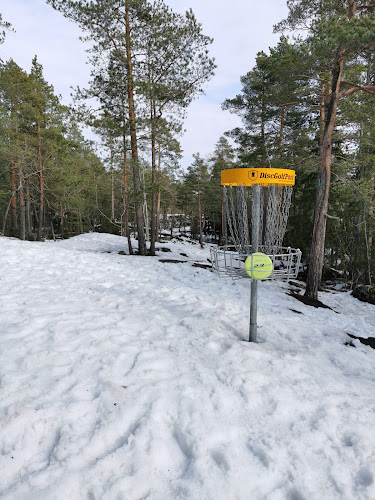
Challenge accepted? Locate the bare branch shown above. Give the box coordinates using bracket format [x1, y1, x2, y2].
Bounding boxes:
[339, 81, 375, 98]
[324, 212, 342, 221]
[297, 74, 328, 83]
[355, 3, 375, 9]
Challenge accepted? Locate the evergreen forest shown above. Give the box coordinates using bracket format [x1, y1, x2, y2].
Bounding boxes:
[1, 1, 375, 297]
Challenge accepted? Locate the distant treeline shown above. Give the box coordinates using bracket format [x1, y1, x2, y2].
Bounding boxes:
[1, 0, 374, 298]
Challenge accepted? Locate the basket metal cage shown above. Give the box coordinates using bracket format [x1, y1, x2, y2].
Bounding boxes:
[210, 245, 302, 281]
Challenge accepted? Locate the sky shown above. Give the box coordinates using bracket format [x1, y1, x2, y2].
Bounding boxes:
[1, 0, 288, 168]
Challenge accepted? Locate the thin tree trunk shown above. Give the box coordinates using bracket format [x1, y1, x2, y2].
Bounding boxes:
[60, 204, 63, 237]
[122, 122, 133, 255]
[109, 137, 115, 222]
[79, 212, 83, 234]
[198, 180, 203, 248]
[156, 142, 161, 242]
[170, 200, 175, 239]
[364, 213, 372, 285]
[125, 0, 146, 256]
[366, 172, 373, 284]
[279, 104, 285, 157]
[369, 174, 374, 252]
[149, 98, 157, 256]
[320, 81, 326, 139]
[37, 123, 44, 241]
[111, 167, 115, 221]
[18, 164, 25, 240]
[10, 101, 18, 237]
[191, 195, 195, 239]
[10, 159, 17, 236]
[348, 0, 356, 18]
[51, 216, 56, 241]
[352, 123, 366, 284]
[2, 199, 12, 236]
[261, 98, 266, 167]
[222, 189, 228, 246]
[26, 179, 32, 239]
[14, 116, 25, 241]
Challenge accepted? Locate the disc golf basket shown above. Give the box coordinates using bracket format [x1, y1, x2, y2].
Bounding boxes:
[210, 168, 302, 342]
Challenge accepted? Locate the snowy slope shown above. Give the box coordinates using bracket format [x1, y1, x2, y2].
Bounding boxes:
[0, 233, 374, 500]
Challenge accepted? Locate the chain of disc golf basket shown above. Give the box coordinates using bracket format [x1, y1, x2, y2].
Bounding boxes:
[237, 184, 250, 254]
[250, 184, 293, 254]
[224, 185, 239, 250]
[223, 184, 250, 254]
[267, 184, 293, 253]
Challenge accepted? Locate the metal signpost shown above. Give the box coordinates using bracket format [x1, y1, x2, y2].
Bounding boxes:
[250, 185, 260, 342]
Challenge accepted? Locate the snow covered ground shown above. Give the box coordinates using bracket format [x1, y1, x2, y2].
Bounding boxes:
[1, 233, 375, 500]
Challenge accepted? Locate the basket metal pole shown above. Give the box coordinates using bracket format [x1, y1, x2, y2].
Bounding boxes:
[250, 184, 261, 342]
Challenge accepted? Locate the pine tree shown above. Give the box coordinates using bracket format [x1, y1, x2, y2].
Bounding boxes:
[48, 0, 215, 255]
[0, 60, 29, 238]
[0, 57, 108, 240]
[140, 0, 215, 255]
[208, 137, 236, 244]
[276, 0, 375, 299]
[47, 0, 152, 254]
[0, 14, 12, 45]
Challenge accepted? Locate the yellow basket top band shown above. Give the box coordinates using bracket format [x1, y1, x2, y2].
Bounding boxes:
[221, 168, 295, 186]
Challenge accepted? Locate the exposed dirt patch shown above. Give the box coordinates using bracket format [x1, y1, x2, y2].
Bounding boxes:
[159, 259, 187, 264]
[289, 308, 304, 315]
[352, 285, 375, 305]
[289, 281, 305, 290]
[192, 262, 212, 270]
[288, 292, 336, 311]
[346, 333, 375, 350]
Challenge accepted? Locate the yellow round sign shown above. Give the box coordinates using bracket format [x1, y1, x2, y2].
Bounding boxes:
[245, 253, 273, 280]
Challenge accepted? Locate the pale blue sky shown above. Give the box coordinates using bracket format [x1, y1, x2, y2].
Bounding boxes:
[1, 0, 288, 168]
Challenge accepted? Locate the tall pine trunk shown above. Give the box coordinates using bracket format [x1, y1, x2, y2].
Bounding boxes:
[122, 119, 133, 255]
[305, 49, 345, 300]
[125, 0, 146, 256]
[304, 0, 359, 299]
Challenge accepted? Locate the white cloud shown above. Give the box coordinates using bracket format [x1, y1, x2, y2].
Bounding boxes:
[179, 98, 241, 166]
